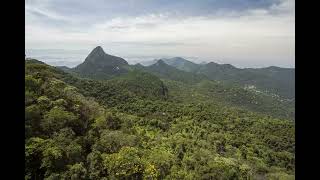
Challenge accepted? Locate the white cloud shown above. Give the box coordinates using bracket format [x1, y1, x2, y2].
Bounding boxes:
[25, 0, 295, 67]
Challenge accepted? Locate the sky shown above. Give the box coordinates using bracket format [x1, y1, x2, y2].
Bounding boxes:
[25, 0, 295, 68]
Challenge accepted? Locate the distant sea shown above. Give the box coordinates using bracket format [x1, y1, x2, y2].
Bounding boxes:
[25, 49, 179, 68]
[25, 49, 91, 68]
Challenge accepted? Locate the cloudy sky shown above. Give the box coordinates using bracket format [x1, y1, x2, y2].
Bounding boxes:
[25, 0, 295, 68]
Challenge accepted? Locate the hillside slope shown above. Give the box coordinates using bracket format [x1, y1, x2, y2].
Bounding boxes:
[25, 59, 295, 179]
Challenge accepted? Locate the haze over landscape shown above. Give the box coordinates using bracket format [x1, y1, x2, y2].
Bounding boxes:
[26, 0, 295, 68]
[25, 1, 295, 179]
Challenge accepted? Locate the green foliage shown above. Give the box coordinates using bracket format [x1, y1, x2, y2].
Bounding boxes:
[93, 130, 138, 153]
[65, 163, 87, 180]
[25, 137, 46, 180]
[266, 172, 295, 180]
[143, 147, 175, 178]
[25, 75, 41, 93]
[25, 59, 295, 179]
[41, 140, 64, 175]
[37, 96, 52, 110]
[105, 113, 122, 130]
[103, 146, 144, 179]
[86, 150, 105, 179]
[41, 107, 78, 135]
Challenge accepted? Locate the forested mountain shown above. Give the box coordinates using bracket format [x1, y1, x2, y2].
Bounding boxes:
[196, 64, 295, 99]
[26, 47, 295, 179]
[59, 47, 294, 100]
[137, 60, 207, 84]
[141, 57, 200, 72]
[73, 46, 129, 79]
[163, 79, 294, 120]
[163, 57, 200, 72]
[143, 57, 295, 99]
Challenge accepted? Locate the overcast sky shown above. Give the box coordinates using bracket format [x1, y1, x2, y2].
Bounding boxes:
[25, 0, 295, 68]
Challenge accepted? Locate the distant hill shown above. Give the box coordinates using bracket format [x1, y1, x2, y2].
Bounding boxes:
[142, 57, 295, 99]
[25, 58, 46, 64]
[141, 57, 200, 72]
[161, 57, 200, 72]
[196, 64, 295, 99]
[137, 60, 207, 84]
[140, 59, 158, 66]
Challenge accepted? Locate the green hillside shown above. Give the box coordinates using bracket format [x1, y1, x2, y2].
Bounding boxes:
[163, 79, 294, 120]
[26, 58, 294, 179]
[143, 57, 295, 99]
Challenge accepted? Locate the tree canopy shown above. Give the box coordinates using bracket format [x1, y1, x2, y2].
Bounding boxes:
[25, 60, 295, 179]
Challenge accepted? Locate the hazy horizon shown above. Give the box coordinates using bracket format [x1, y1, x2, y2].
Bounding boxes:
[26, 0, 295, 68]
[25, 48, 294, 69]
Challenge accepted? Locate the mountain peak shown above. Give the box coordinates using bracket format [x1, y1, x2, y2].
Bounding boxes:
[87, 46, 106, 58]
[155, 59, 167, 66]
[94, 46, 103, 51]
[207, 62, 219, 66]
[73, 46, 129, 78]
[82, 46, 128, 65]
[172, 57, 185, 61]
[265, 66, 281, 70]
[221, 63, 236, 69]
[157, 59, 165, 63]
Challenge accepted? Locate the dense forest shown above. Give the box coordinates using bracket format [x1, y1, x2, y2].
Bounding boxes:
[25, 48, 295, 179]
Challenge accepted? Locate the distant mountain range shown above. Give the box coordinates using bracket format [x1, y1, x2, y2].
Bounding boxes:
[140, 57, 200, 72]
[142, 57, 295, 99]
[133, 60, 207, 84]
[58, 46, 295, 99]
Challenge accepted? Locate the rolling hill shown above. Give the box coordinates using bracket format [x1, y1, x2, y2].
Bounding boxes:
[143, 57, 295, 99]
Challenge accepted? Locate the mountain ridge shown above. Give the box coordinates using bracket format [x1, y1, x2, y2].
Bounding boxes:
[57, 46, 294, 99]
[140, 56, 294, 99]
[32, 58, 295, 119]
